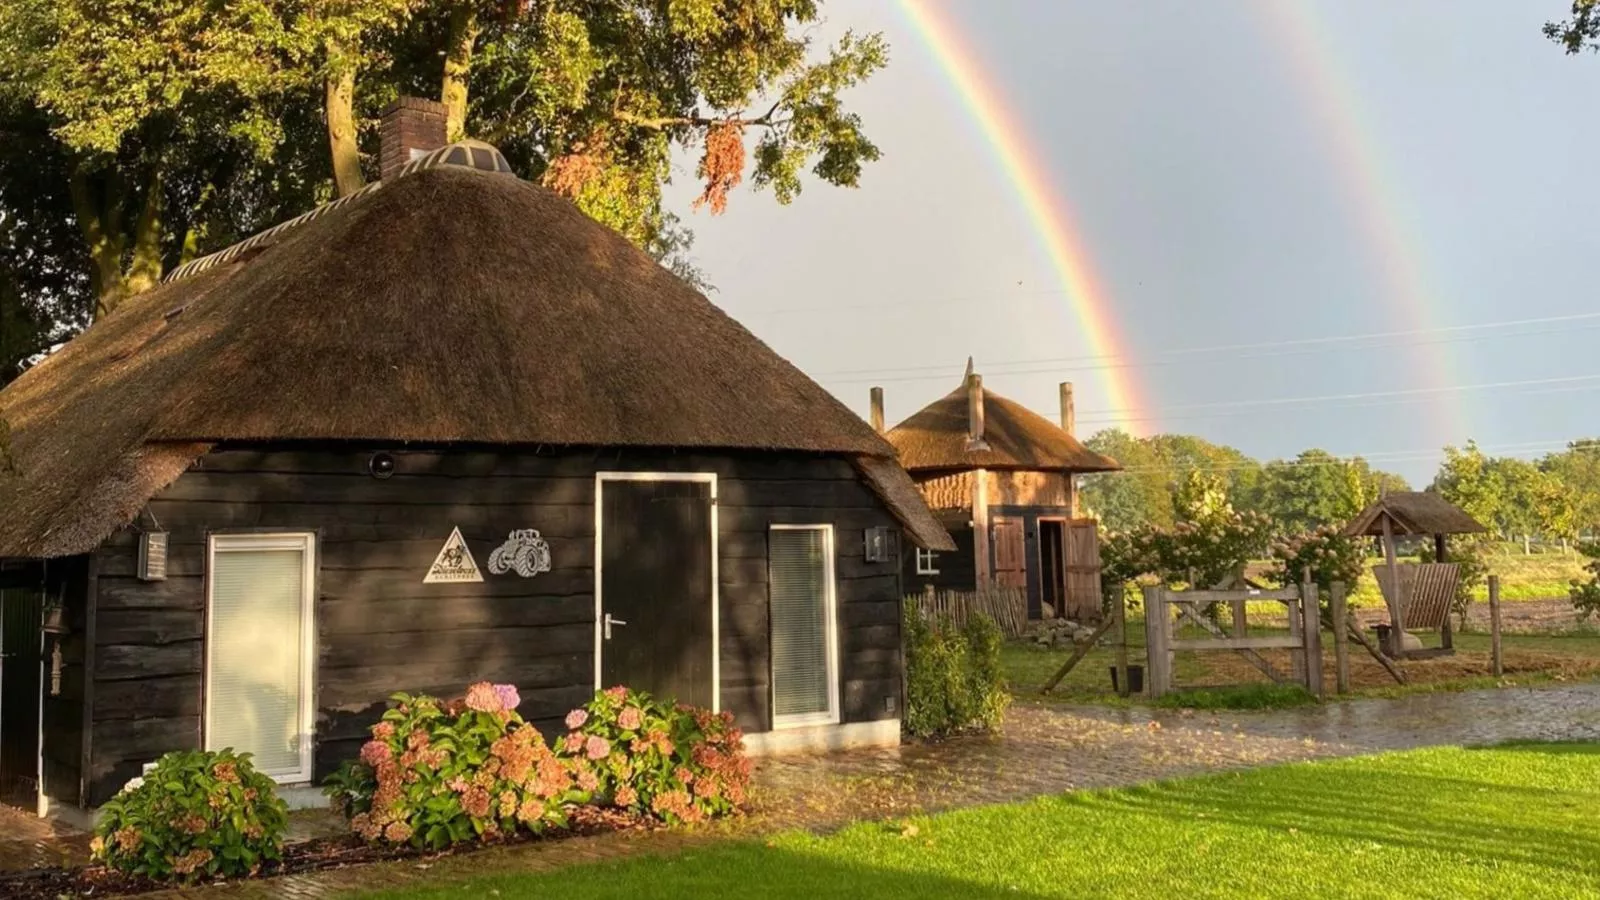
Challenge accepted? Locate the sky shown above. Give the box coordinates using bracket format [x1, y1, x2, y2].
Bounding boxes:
[660, 0, 1599, 487]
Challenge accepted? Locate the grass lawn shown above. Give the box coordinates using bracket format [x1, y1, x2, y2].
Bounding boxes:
[347, 743, 1600, 899]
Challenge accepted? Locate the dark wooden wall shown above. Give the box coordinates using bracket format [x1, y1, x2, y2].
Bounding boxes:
[0, 558, 89, 808]
[82, 444, 903, 806]
[989, 506, 1071, 620]
[900, 524, 976, 595]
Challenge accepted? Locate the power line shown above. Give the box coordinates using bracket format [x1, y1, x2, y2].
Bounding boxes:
[1072, 375, 1600, 426]
[812, 311, 1600, 385]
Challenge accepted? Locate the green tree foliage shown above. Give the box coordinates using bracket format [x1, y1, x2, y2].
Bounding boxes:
[1540, 440, 1600, 535]
[1255, 449, 1372, 535]
[0, 0, 885, 363]
[1546, 1, 1599, 54]
[1431, 441, 1577, 543]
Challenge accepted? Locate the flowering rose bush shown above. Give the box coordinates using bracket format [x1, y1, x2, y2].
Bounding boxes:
[561, 686, 752, 824]
[325, 682, 582, 850]
[92, 748, 287, 882]
[1268, 525, 1367, 600]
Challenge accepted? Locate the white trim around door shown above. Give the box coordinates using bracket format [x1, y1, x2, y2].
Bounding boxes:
[593, 472, 721, 713]
[204, 532, 317, 785]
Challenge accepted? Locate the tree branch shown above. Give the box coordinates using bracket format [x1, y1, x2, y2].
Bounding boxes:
[613, 109, 788, 131]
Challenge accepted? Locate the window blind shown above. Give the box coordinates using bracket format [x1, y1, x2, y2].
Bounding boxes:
[769, 528, 835, 722]
[208, 543, 308, 778]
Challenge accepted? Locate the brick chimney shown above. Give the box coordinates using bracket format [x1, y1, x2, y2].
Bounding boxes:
[379, 97, 450, 180]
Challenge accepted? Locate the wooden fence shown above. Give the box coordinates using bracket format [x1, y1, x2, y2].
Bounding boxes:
[1142, 584, 1323, 699]
[909, 586, 1029, 639]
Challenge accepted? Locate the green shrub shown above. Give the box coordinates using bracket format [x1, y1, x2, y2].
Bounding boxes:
[903, 607, 1011, 737]
[326, 682, 580, 850]
[91, 748, 287, 882]
[1569, 541, 1600, 622]
[560, 686, 752, 824]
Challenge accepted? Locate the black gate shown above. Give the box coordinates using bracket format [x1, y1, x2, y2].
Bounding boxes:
[599, 478, 715, 709]
[0, 583, 43, 808]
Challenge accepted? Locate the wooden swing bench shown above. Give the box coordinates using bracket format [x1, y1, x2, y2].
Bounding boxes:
[1373, 562, 1459, 659]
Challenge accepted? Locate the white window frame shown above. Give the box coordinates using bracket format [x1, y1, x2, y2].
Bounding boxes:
[593, 472, 721, 713]
[768, 524, 840, 730]
[915, 547, 940, 576]
[204, 532, 317, 785]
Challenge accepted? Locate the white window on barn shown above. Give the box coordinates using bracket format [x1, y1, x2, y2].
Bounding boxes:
[915, 547, 939, 576]
[768, 525, 839, 728]
[205, 533, 316, 783]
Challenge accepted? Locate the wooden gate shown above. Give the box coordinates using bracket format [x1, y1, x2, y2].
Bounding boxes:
[991, 518, 1027, 589]
[1063, 519, 1102, 620]
[1142, 585, 1323, 700]
[0, 584, 43, 808]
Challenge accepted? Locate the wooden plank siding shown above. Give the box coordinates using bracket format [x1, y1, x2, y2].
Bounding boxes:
[82, 446, 904, 805]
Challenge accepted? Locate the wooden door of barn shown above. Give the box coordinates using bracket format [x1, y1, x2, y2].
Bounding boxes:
[597, 474, 717, 711]
[1063, 519, 1103, 621]
[991, 518, 1027, 589]
[0, 583, 43, 808]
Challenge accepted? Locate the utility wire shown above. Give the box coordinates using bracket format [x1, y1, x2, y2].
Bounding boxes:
[812, 311, 1600, 385]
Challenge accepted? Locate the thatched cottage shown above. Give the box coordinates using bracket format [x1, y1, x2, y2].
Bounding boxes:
[0, 98, 951, 820]
[873, 363, 1119, 621]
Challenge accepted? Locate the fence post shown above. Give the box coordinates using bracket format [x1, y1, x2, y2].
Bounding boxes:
[1489, 574, 1503, 677]
[1302, 583, 1323, 699]
[1330, 581, 1350, 695]
[1288, 579, 1306, 685]
[1142, 585, 1169, 698]
[1114, 587, 1130, 698]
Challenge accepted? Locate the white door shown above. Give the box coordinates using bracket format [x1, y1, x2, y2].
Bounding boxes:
[205, 533, 316, 783]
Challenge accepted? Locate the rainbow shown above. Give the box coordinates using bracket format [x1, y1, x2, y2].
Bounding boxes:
[1249, 1, 1464, 441]
[893, 1, 1148, 433]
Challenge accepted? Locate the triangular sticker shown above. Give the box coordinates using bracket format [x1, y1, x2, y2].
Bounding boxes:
[424, 527, 483, 584]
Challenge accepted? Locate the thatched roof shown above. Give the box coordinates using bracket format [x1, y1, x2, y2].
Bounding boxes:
[0, 150, 952, 556]
[885, 380, 1121, 474]
[1342, 492, 1487, 538]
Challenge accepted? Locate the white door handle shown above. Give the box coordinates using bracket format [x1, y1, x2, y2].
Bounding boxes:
[604, 614, 628, 640]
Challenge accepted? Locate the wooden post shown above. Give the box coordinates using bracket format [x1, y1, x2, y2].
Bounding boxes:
[1114, 588, 1130, 698]
[1381, 514, 1407, 657]
[973, 468, 991, 586]
[1143, 585, 1170, 698]
[1287, 600, 1305, 683]
[1231, 597, 1248, 638]
[1302, 582, 1323, 699]
[869, 386, 885, 433]
[1489, 574, 1503, 677]
[1059, 382, 1075, 436]
[1330, 581, 1350, 694]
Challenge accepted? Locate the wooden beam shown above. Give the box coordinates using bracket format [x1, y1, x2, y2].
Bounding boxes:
[1381, 514, 1407, 656]
[1171, 588, 1301, 604]
[1489, 574, 1503, 677]
[1113, 590, 1130, 698]
[972, 468, 991, 586]
[1169, 635, 1304, 651]
[1302, 582, 1323, 699]
[1143, 585, 1171, 698]
[1330, 580, 1351, 694]
[1040, 616, 1116, 693]
[1347, 621, 1407, 685]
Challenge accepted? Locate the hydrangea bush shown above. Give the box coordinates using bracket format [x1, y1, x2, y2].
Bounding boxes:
[1268, 525, 1367, 600]
[92, 748, 287, 882]
[561, 685, 752, 824]
[325, 682, 582, 850]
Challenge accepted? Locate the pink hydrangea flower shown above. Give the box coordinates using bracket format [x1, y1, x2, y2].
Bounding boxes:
[493, 684, 521, 711]
[564, 733, 586, 753]
[617, 707, 643, 731]
[360, 740, 392, 767]
[565, 709, 589, 730]
[604, 685, 628, 702]
[585, 735, 611, 760]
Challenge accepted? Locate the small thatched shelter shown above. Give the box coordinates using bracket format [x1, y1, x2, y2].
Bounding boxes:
[1342, 492, 1488, 544]
[0, 98, 948, 819]
[873, 362, 1120, 621]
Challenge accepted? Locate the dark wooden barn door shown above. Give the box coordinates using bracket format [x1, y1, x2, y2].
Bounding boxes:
[0, 585, 43, 808]
[1038, 520, 1066, 619]
[1064, 519, 1103, 621]
[991, 519, 1027, 589]
[599, 477, 716, 710]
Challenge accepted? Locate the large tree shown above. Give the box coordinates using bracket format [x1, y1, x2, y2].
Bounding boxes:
[1547, 1, 1599, 54]
[0, 0, 885, 372]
